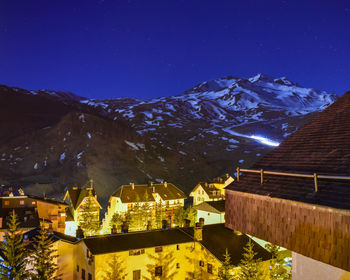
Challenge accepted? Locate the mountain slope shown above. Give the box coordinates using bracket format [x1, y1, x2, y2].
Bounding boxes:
[0, 75, 336, 203]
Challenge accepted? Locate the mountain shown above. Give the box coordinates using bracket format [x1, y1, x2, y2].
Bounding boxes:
[0, 74, 336, 204]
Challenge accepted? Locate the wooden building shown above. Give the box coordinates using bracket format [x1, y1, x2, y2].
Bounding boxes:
[225, 91, 350, 279]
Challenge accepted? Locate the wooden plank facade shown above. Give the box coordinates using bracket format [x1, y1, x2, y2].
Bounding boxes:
[225, 190, 350, 271]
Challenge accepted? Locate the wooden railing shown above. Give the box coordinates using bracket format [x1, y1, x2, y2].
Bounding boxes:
[236, 167, 350, 192]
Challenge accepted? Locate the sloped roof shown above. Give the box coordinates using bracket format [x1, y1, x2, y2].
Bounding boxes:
[182, 224, 271, 265]
[84, 228, 193, 255]
[28, 195, 67, 207]
[227, 91, 350, 210]
[191, 182, 222, 198]
[193, 200, 225, 214]
[25, 227, 78, 245]
[64, 187, 101, 210]
[112, 183, 186, 203]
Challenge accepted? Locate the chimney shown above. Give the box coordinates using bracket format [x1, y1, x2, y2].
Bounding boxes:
[130, 183, 135, 190]
[153, 186, 155, 193]
[184, 219, 190, 228]
[163, 181, 167, 188]
[194, 223, 202, 241]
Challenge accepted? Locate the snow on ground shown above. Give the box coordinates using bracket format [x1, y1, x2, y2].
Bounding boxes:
[125, 140, 139, 151]
[87, 132, 92, 139]
[34, 163, 38, 169]
[77, 152, 84, 159]
[59, 152, 66, 161]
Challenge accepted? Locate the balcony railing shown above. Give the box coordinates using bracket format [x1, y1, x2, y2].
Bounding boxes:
[236, 167, 350, 193]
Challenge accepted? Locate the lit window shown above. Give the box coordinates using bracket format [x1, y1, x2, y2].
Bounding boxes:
[155, 266, 162, 276]
[4, 201, 9, 206]
[20, 200, 24, 205]
[31, 201, 36, 205]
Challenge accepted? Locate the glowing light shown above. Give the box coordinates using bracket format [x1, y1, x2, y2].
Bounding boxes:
[249, 135, 280, 147]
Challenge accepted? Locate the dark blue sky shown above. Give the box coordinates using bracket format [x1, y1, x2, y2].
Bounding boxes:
[1, 0, 349, 99]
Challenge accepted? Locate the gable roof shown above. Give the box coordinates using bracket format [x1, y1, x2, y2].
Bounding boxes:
[193, 200, 225, 214]
[191, 182, 223, 198]
[227, 91, 350, 210]
[0, 207, 40, 230]
[112, 182, 186, 203]
[83, 228, 193, 255]
[64, 187, 101, 210]
[25, 227, 79, 244]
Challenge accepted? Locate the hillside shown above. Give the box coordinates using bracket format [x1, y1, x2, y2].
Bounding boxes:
[0, 74, 336, 204]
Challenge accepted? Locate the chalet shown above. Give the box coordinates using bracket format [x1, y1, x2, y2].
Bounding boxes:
[0, 186, 67, 241]
[225, 91, 350, 279]
[193, 200, 225, 224]
[63, 186, 102, 237]
[84, 223, 271, 280]
[190, 174, 233, 205]
[102, 182, 186, 233]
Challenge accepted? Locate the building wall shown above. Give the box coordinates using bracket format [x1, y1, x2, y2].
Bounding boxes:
[192, 186, 210, 206]
[93, 242, 220, 280]
[36, 200, 66, 233]
[225, 190, 350, 272]
[197, 210, 225, 225]
[292, 252, 350, 280]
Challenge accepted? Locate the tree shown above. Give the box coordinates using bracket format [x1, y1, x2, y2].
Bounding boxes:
[185, 206, 197, 226]
[238, 239, 264, 280]
[265, 243, 291, 280]
[0, 210, 29, 280]
[79, 189, 100, 236]
[154, 202, 166, 229]
[218, 249, 234, 280]
[110, 213, 123, 233]
[101, 254, 127, 280]
[30, 227, 59, 280]
[144, 250, 178, 280]
[173, 206, 186, 227]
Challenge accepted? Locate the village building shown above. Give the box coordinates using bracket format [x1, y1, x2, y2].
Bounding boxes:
[193, 200, 225, 224]
[84, 223, 271, 280]
[225, 91, 350, 279]
[102, 182, 186, 233]
[25, 227, 93, 280]
[63, 186, 102, 237]
[0, 186, 67, 241]
[190, 174, 233, 205]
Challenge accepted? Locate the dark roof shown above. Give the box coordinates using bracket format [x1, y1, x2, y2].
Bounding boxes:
[64, 187, 100, 209]
[182, 224, 271, 265]
[112, 183, 186, 203]
[83, 228, 193, 255]
[28, 195, 67, 207]
[65, 208, 74, 222]
[0, 186, 25, 197]
[227, 91, 350, 210]
[193, 200, 225, 214]
[0, 207, 40, 230]
[192, 182, 223, 199]
[25, 227, 78, 245]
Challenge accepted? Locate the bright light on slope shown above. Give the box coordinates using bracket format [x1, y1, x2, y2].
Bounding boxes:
[249, 135, 280, 147]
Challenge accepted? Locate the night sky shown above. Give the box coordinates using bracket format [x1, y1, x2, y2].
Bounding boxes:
[1, 0, 349, 99]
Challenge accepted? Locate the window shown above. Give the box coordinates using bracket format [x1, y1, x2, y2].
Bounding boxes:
[155, 246, 163, 253]
[176, 244, 180, 250]
[176, 263, 180, 269]
[133, 270, 141, 280]
[88, 273, 92, 280]
[4, 201, 9, 206]
[31, 201, 36, 205]
[199, 261, 204, 267]
[76, 265, 79, 272]
[20, 200, 24, 205]
[129, 249, 145, 256]
[155, 266, 162, 276]
[207, 263, 213, 274]
[82, 269, 86, 280]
